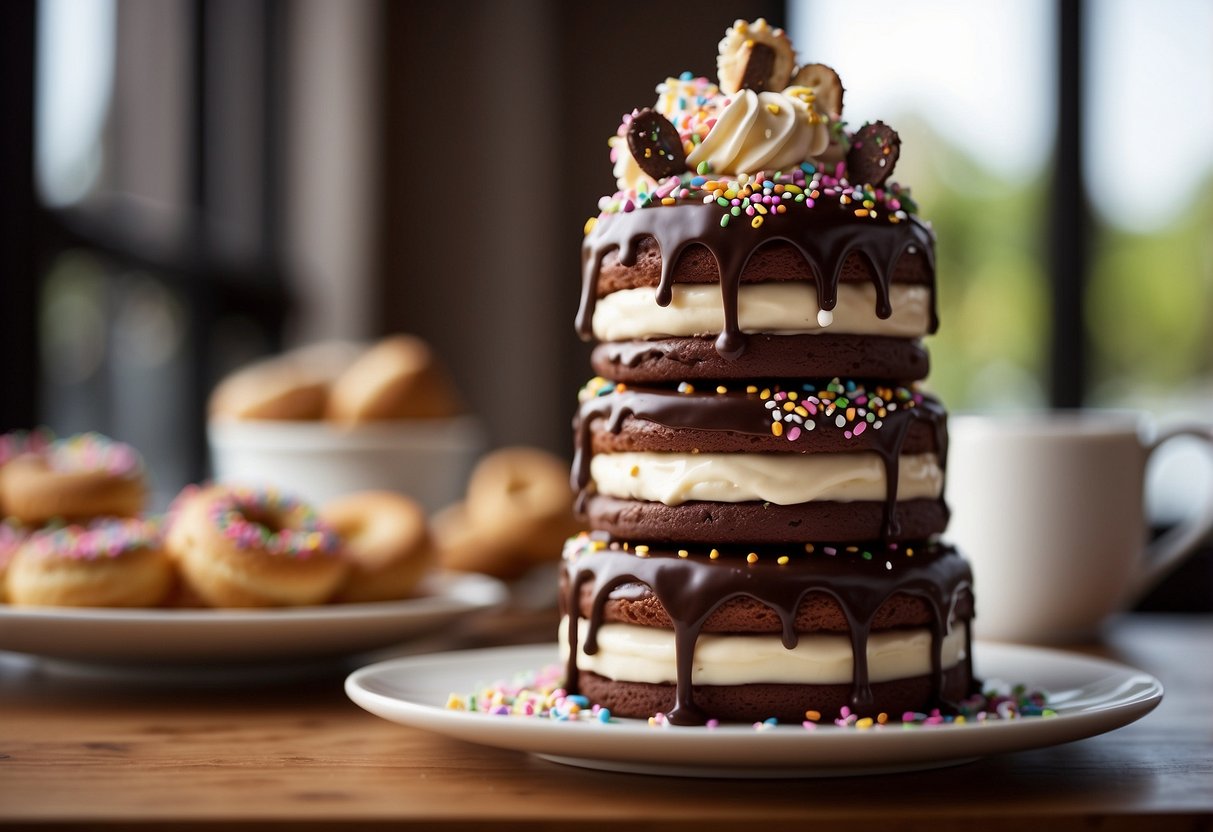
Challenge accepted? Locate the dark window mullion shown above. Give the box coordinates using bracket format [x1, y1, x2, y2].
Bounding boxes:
[0, 0, 38, 432]
[1048, 0, 1089, 408]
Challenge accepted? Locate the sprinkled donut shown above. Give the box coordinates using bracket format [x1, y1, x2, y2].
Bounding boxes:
[6, 517, 173, 607]
[166, 485, 348, 607]
[0, 432, 146, 525]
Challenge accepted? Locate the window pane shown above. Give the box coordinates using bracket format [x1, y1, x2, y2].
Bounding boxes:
[790, 0, 1055, 409]
[1084, 0, 1213, 521]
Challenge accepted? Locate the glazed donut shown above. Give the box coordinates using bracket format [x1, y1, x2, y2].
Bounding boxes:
[0, 433, 146, 525]
[437, 447, 580, 578]
[432, 501, 520, 578]
[208, 356, 329, 421]
[166, 485, 348, 607]
[6, 518, 173, 608]
[321, 491, 433, 603]
[0, 521, 28, 603]
[326, 335, 463, 423]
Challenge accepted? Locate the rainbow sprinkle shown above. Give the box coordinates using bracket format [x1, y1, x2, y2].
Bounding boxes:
[451, 661, 1051, 730]
[581, 377, 925, 441]
[207, 487, 339, 559]
[446, 664, 613, 723]
[596, 149, 916, 229]
[24, 517, 163, 562]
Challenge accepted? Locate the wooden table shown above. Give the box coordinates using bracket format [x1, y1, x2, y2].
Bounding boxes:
[2, 613, 1211, 831]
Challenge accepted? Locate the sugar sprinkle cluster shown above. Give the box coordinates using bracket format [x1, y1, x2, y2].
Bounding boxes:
[47, 432, 144, 477]
[594, 160, 916, 230]
[208, 486, 339, 559]
[445, 664, 613, 724]
[447, 664, 1052, 730]
[580, 376, 926, 441]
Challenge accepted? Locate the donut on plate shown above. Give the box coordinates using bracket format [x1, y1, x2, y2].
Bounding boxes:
[436, 447, 580, 579]
[0, 432, 146, 525]
[6, 517, 173, 608]
[321, 491, 433, 603]
[166, 485, 347, 607]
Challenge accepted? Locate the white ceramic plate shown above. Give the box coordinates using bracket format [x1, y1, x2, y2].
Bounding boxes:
[345, 642, 1163, 778]
[0, 571, 507, 665]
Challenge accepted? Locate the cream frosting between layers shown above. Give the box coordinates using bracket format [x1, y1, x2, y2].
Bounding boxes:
[562, 618, 968, 686]
[589, 451, 943, 506]
[591, 282, 931, 342]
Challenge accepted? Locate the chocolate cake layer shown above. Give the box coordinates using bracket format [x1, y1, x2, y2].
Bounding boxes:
[581, 495, 949, 544]
[579, 384, 944, 456]
[562, 540, 973, 725]
[592, 236, 933, 297]
[592, 335, 930, 384]
[579, 204, 937, 362]
[576, 665, 971, 723]
[577, 581, 974, 634]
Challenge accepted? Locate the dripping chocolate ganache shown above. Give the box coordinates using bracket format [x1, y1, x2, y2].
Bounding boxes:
[562, 18, 974, 724]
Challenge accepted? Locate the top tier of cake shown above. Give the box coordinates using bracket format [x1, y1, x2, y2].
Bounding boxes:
[578, 19, 935, 386]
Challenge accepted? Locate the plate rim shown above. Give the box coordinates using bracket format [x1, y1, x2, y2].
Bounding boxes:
[0, 571, 510, 666]
[344, 641, 1164, 776]
[0, 570, 507, 625]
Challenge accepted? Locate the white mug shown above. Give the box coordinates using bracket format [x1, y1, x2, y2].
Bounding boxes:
[945, 412, 1213, 643]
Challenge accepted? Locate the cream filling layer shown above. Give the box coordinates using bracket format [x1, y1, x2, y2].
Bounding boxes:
[590, 451, 942, 505]
[561, 618, 968, 686]
[591, 282, 931, 342]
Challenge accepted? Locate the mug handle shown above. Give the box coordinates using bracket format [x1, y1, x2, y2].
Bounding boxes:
[1133, 425, 1213, 601]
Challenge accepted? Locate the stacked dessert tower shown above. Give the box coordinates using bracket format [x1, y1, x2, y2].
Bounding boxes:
[560, 20, 975, 725]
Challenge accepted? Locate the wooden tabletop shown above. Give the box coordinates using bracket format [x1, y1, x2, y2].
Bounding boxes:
[2, 612, 1211, 831]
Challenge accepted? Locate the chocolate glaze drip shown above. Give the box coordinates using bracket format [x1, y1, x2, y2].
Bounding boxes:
[572, 387, 948, 540]
[577, 203, 936, 360]
[564, 542, 973, 725]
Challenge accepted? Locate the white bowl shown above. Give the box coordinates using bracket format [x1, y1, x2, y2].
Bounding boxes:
[207, 416, 485, 513]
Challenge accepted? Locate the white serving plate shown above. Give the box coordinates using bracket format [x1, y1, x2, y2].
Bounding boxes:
[346, 642, 1163, 778]
[0, 571, 507, 665]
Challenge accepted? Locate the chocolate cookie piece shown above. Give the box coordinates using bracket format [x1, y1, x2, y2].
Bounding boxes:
[626, 108, 686, 181]
[846, 121, 901, 187]
[737, 41, 777, 91]
[576, 665, 971, 723]
[580, 495, 949, 544]
[591, 335, 930, 384]
[593, 236, 934, 297]
[790, 63, 845, 119]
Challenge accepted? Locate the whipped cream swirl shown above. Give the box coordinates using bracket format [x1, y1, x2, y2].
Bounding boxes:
[686, 88, 829, 176]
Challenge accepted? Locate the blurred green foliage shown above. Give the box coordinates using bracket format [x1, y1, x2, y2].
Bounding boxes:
[1087, 195, 1213, 402]
[905, 120, 1212, 409]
